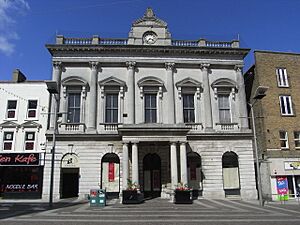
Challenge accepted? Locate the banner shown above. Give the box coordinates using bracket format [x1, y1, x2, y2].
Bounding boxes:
[276, 177, 288, 195]
[108, 162, 115, 182]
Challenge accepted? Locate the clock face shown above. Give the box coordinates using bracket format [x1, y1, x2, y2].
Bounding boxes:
[143, 32, 157, 45]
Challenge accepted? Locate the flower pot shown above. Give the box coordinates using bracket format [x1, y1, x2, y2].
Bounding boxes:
[174, 190, 193, 204]
[122, 190, 144, 204]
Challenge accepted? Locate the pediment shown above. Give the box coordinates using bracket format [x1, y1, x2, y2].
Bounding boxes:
[20, 121, 42, 128]
[137, 76, 164, 87]
[62, 76, 88, 86]
[132, 8, 167, 28]
[0, 121, 19, 128]
[211, 78, 237, 89]
[99, 76, 126, 87]
[176, 78, 202, 88]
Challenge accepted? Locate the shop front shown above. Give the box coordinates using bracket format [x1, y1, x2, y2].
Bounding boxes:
[0, 153, 44, 199]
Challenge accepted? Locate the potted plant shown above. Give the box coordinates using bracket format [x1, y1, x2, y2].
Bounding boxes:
[122, 179, 144, 204]
[174, 182, 193, 204]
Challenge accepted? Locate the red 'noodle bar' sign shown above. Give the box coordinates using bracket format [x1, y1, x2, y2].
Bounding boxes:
[0, 153, 40, 166]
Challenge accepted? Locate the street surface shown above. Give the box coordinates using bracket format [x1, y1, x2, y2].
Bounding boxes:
[1, 198, 300, 225]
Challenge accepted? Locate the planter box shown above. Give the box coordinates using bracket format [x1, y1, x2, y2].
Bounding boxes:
[174, 190, 193, 204]
[122, 190, 144, 204]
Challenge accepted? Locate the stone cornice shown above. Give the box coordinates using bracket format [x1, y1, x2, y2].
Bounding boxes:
[46, 44, 250, 58]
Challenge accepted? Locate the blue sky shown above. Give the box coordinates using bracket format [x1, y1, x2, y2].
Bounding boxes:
[0, 0, 299, 81]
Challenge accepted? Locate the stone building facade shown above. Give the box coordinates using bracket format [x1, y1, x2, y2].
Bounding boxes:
[244, 51, 300, 201]
[43, 8, 257, 201]
[0, 70, 49, 199]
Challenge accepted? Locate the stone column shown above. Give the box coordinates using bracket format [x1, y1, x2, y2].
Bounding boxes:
[87, 62, 98, 132]
[122, 143, 129, 190]
[132, 142, 139, 186]
[165, 63, 175, 124]
[180, 142, 188, 185]
[235, 65, 249, 129]
[201, 64, 213, 130]
[126, 61, 136, 124]
[50, 61, 62, 130]
[170, 142, 178, 189]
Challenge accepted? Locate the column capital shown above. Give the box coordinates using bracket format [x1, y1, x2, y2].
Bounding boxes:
[53, 61, 62, 70]
[170, 141, 177, 146]
[89, 61, 99, 70]
[165, 62, 175, 71]
[200, 63, 210, 70]
[234, 64, 244, 72]
[179, 141, 187, 145]
[126, 61, 136, 70]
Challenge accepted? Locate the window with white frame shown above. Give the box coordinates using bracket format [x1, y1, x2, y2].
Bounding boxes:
[105, 93, 118, 123]
[27, 100, 38, 119]
[279, 131, 289, 149]
[3, 131, 14, 150]
[24, 132, 35, 150]
[183, 94, 195, 123]
[294, 131, 300, 149]
[279, 95, 293, 116]
[276, 68, 289, 87]
[218, 94, 231, 123]
[67, 93, 81, 123]
[6, 100, 17, 119]
[145, 93, 157, 123]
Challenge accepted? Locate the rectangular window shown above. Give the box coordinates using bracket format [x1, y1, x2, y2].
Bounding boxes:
[25, 132, 35, 150]
[105, 94, 118, 123]
[27, 100, 38, 118]
[67, 93, 81, 123]
[6, 100, 17, 119]
[183, 94, 195, 123]
[218, 94, 231, 123]
[294, 131, 300, 149]
[3, 132, 14, 150]
[276, 68, 289, 87]
[279, 95, 293, 116]
[145, 94, 157, 123]
[280, 131, 289, 149]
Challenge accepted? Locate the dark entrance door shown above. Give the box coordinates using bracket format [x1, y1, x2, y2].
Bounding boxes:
[61, 168, 79, 198]
[143, 153, 161, 198]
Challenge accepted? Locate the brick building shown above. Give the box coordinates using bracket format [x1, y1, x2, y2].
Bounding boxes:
[245, 51, 300, 201]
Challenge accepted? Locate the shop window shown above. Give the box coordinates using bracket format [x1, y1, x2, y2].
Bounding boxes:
[294, 131, 300, 149]
[145, 93, 157, 123]
[276, 68, 289, 87]
[25, 132, 35, 150]
[105, 94, 118, 123]
[3, 132, 14, 150]
[27, 100, 38, 119]
[280, 131, 289, 149]
[183, 94, 195, 123]
[218, 94, 231, 123]
[67, 93, 81, 123]
[279, 95, 293, 116]
[6, 100, 17, 119]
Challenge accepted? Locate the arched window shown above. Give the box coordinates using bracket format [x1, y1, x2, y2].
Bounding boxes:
[222, 151, 240, 196]
[187, 152, 202, 198]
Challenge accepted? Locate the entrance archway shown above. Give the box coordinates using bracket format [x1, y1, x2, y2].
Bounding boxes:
[101, 153, 120, 199]
[60, 153, 80, 199]
[187, 152, 202, 198]
[222, 151, 240, 196]
[143, 153, 161, 198]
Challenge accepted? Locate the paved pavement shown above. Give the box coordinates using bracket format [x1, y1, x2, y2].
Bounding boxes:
[1, 198, 300, 225]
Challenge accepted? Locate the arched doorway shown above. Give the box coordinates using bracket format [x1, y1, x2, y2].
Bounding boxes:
[187, 152, 202, 198]
[60, 153, 80, 198]
[222, 151, 240, 196]
[101, 153, 120, 199]
[143, 153, 161, 198]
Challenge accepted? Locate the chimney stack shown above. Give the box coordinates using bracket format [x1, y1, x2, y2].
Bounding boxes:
[12, 69, 27, 83]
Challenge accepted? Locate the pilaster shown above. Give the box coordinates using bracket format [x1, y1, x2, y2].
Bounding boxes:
[180, 142, 188, 185]
[122, 143, 129, 190]
[87, 62, 98, 132]
[201, 63, 213, 130]
[126, 61, 136, 124]
[50, 61, 62, 130]
[165, 62, 175, 124]
[170, 142, 178, 189]
[132, 142, 139, 186]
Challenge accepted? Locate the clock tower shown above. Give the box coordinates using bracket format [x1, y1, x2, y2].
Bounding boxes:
[128, 8, 172, 46]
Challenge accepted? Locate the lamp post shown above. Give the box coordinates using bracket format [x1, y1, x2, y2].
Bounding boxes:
[45, 81, 59, 208]
[249, 86, 269, 207]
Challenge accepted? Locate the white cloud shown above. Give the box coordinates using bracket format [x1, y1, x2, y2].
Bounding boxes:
[0, 0, 29, 55]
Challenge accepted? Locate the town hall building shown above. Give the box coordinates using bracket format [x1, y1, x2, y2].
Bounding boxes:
[43, 8, 258, 201]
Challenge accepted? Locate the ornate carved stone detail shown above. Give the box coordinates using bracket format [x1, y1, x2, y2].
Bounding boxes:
[234, 64, 243, 72]
[100, 86, 105, 98]
[89, 61, 99, 70]
[200, 63, 210, 71]
[196, 87, 201, 99]
[63, 86, 67, 98]
[53, 61, 62, 70]
[165, 62, 175, 71]
[126, 61, 136, 70]
[158, 87, 163, 99]
[120, 86, 124, 99]
[81, 86, 86, 99]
